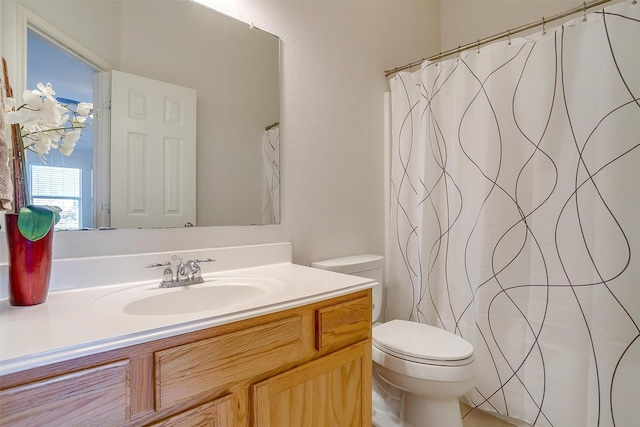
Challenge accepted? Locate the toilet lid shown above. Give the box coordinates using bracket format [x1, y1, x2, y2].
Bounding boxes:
[373, 320, 473, 362]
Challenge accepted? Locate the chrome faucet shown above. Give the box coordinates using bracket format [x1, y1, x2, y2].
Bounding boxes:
[146, 256, 214, 288]
[176, 259, 203, 282]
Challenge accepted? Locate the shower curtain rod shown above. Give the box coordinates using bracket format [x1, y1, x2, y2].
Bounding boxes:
[265, 121, 279, 131]
[384, 0, 614, 77]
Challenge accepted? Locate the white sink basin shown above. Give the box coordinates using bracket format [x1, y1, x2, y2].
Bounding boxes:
[93, 276, 284, 316]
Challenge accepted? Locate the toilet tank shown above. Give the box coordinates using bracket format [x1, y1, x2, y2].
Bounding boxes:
[311, 255, 384, 322]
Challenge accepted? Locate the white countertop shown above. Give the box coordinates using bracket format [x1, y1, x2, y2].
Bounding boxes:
[0, 262, 373, 376]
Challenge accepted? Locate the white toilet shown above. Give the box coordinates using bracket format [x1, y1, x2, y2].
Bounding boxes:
[312, 255, 477, 427]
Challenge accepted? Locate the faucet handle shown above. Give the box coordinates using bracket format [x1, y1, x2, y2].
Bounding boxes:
[193, 258, 215, 263]
[146, 261, 170, 269]
[187, 260, 202, 280]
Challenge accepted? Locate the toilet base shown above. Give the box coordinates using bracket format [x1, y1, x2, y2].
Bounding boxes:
[372, 366, 403, 427]
[402, 394, 463, 427]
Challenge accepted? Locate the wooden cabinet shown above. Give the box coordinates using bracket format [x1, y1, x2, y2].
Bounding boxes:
[0, 289, 372, 427]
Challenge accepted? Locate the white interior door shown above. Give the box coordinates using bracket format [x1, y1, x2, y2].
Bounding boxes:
[110, 70, 196, 228]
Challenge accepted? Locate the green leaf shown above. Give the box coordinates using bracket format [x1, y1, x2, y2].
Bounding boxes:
[17, 205, 62, 242]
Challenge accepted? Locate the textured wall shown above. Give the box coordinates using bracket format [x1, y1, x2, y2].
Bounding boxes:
[0, 1, 439, 267]
[440, 0, 593, 53]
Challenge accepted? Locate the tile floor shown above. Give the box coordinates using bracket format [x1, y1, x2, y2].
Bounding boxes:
[461, 403, 516, 427]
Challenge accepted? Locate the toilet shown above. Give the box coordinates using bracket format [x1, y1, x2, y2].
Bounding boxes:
[312, 255, 477, 427]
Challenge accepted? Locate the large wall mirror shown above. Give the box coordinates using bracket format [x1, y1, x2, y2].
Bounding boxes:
[1, 0, 280, 228]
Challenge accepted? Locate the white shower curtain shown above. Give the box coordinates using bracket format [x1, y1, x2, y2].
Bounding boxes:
[386, 2, 639, 426]
[262, 126, 280, 224]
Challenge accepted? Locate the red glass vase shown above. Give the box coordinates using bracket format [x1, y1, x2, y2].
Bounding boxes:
[5, 213, 53, 306]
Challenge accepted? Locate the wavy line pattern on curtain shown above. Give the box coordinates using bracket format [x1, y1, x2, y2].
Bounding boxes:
[386, 2, 639, 426]
[262, 126, 280, 224]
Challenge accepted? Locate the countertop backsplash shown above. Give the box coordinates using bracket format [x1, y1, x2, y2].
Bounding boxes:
[0, 242, 293, 300]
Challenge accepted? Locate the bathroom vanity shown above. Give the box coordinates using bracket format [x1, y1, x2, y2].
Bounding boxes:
[0, 244, 373, 426]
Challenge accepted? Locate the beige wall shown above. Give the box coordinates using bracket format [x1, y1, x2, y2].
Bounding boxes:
[0, 1, 440, 267]
[4, 0, 618, 270]
[440, 0, 606, 53]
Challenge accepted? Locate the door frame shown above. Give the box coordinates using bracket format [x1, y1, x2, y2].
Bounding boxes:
[10, 4, 113, 227]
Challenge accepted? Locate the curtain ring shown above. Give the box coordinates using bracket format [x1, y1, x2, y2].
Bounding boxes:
[542, 17, 547, 36]
[507, 29, 511, 45]
[583, 2, 587, 22]
[477, 39, 480, 54]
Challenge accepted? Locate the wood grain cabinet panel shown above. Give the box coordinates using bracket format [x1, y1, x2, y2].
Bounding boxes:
[0, 290, 372, 427]
[0, 360, 130, 427]
[252, 341, 372, 427]
[155, 315, 304, 411]
[316, 295, 371, 351]
[148, 395, 232, 427]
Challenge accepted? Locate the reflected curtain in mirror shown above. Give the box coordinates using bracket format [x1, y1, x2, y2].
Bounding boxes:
[262, 123, 280, 225]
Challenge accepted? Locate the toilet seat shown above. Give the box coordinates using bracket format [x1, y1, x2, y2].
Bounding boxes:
[372, 344, 477, 383]
[373, 320, 474, 367]
[373, 343, 475, 367]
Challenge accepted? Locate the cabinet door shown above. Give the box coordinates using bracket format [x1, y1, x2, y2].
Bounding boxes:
[148, 395, 232, 427]
[252, 341, 372, 427]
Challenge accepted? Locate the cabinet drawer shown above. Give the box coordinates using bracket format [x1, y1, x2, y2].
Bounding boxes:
[316, 295, 371, 351]
[155, 316, 304, 411]
[0, 360, 130, 427]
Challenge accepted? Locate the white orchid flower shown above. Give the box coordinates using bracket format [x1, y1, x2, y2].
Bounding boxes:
[62, 129, 81, 146]
[59, 143, 75, 156]
[48, 129, 64, 145]
[30, 132, 52, 159]
[33, 82, 57, 103]
[5, 108, 35, 125]
[8, 82, 91, 163]
[22, 124, 41, 143]
[76, 102, 93, 117]
[39, 132, 54, 149]
[41, 97, 62, 125]
[72, 115, 87, 126]
[57, 114, 69, 127]
[22, 89, 44, 109]
[59, 132, 78, 155]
